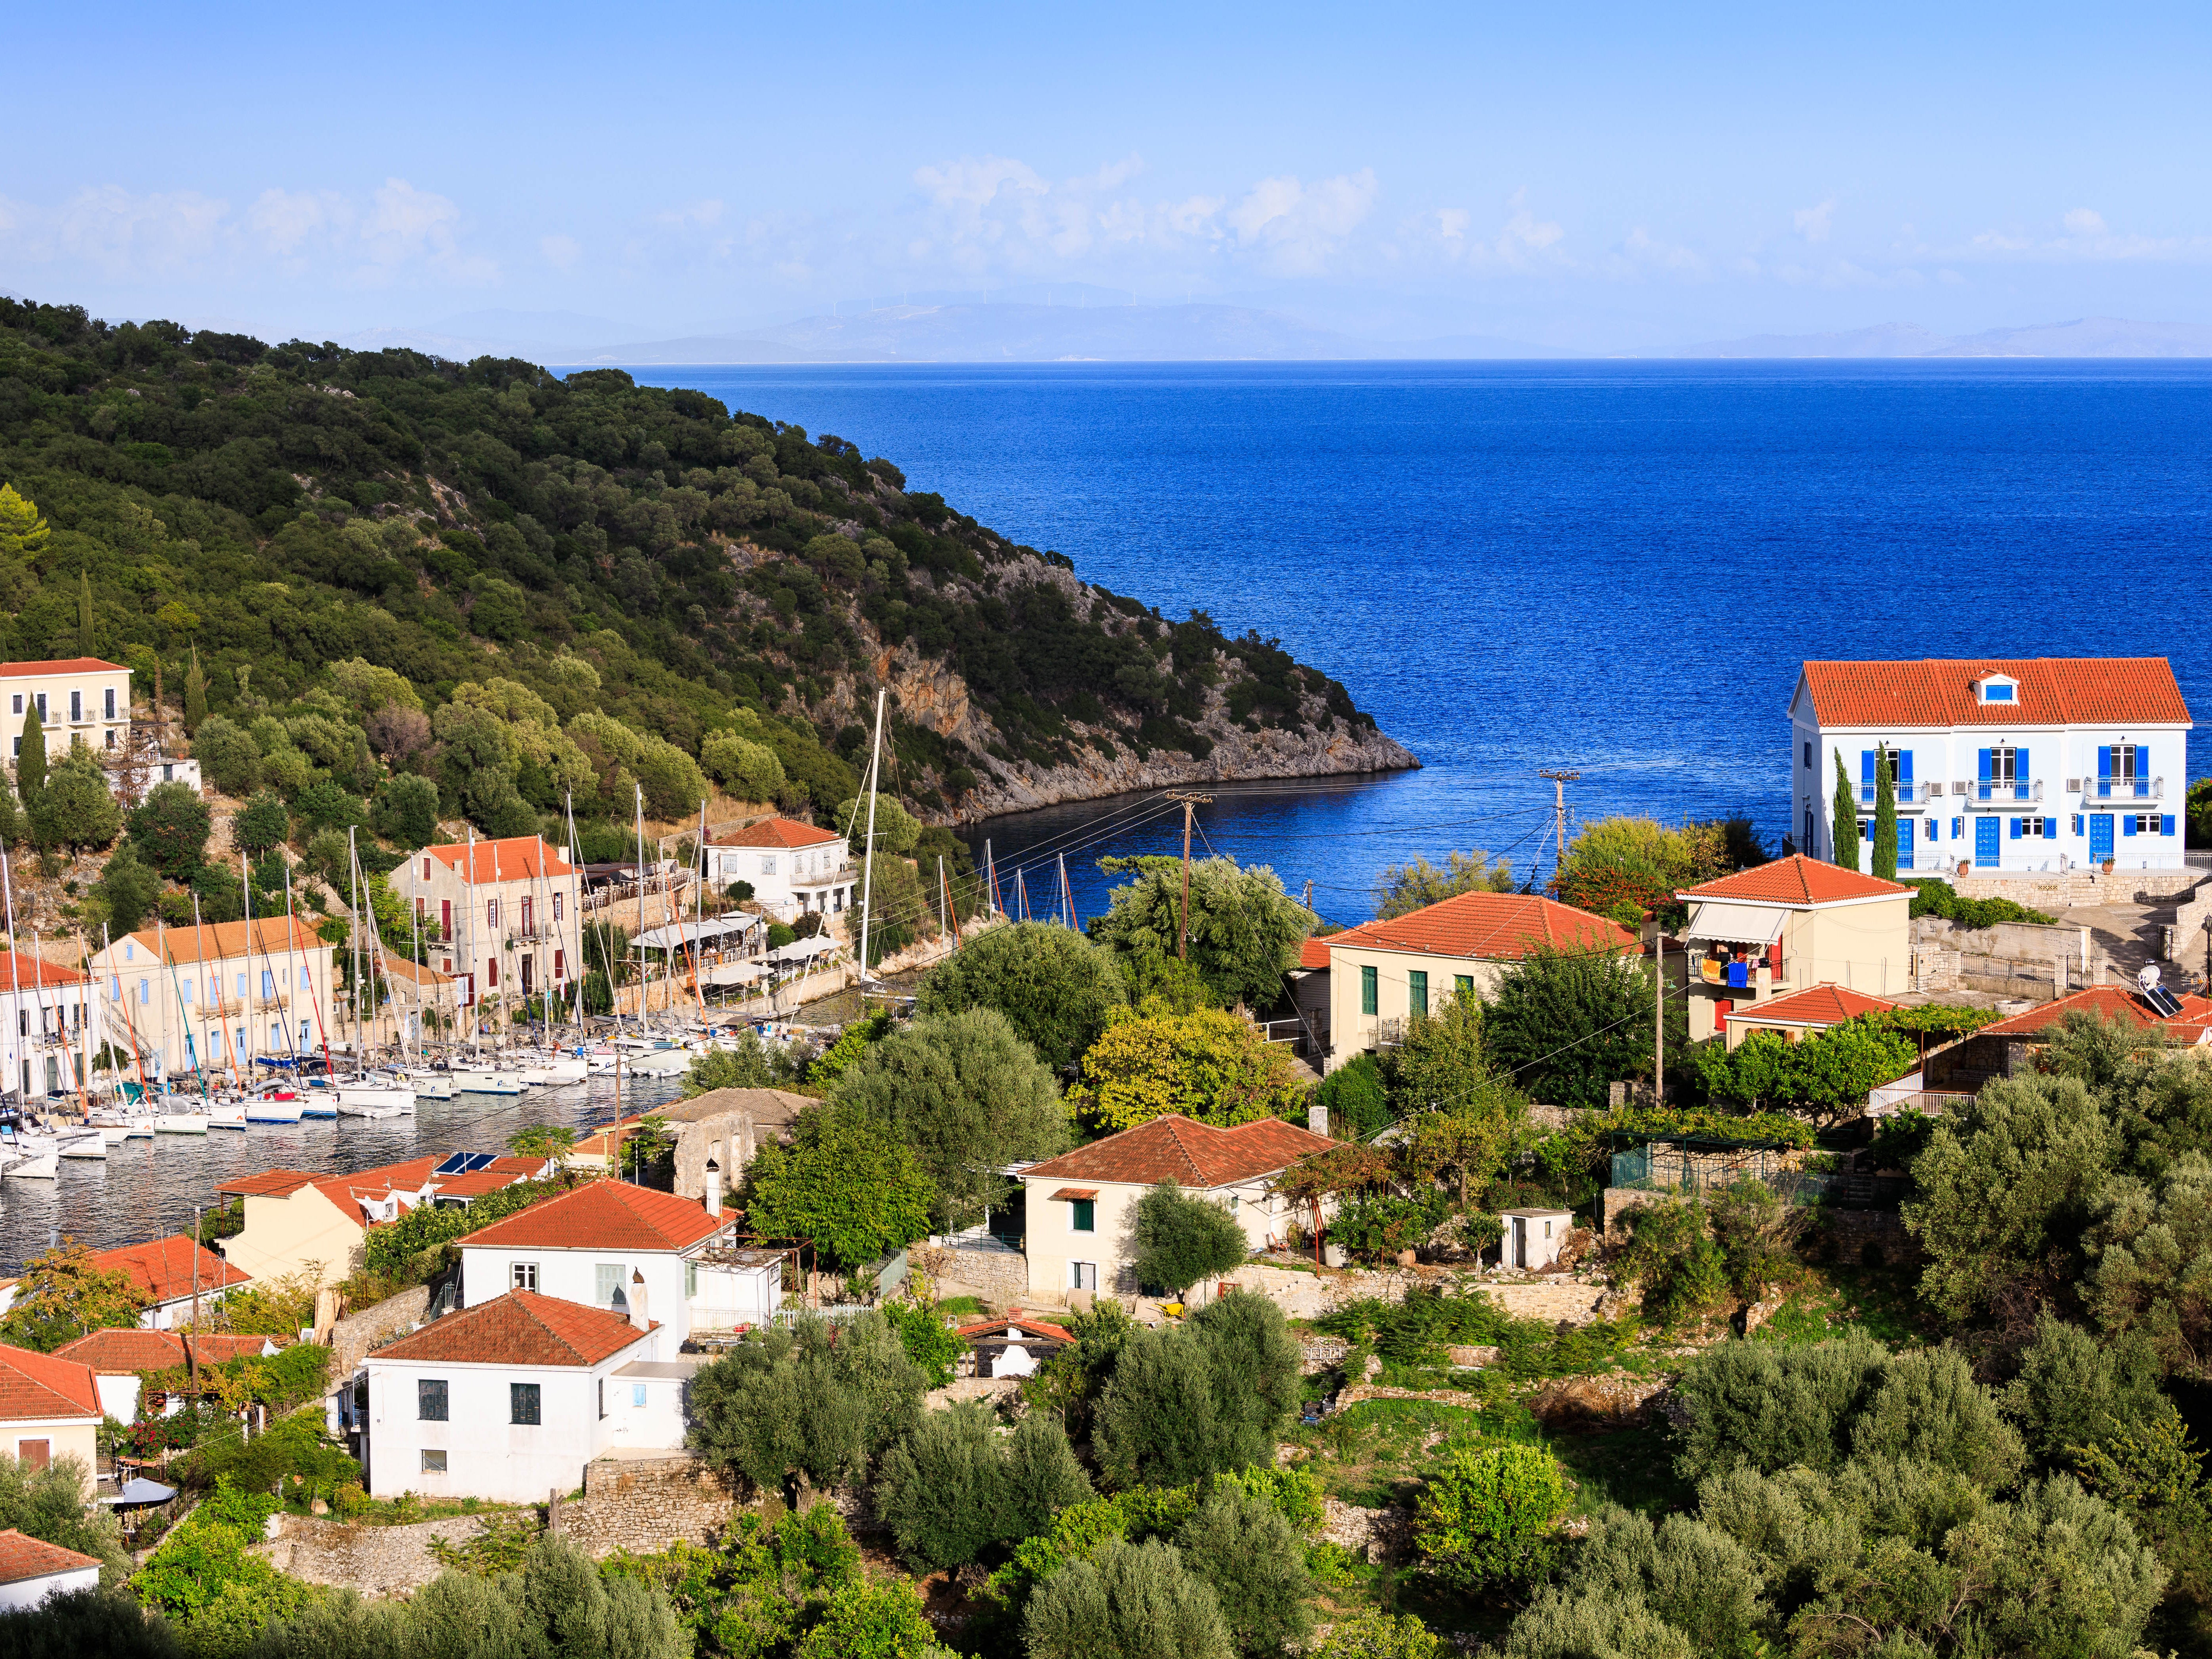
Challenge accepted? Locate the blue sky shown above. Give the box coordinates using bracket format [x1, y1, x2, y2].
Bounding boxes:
[6, 2, 2210, 349]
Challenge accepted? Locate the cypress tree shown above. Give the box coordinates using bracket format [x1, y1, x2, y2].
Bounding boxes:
[183, 647, 207, 735]
[77, 571, 94, 657]
[1830, 751, 1860, 872]
[1871, 748, 1899, 881]
[17, 696, 48, 811]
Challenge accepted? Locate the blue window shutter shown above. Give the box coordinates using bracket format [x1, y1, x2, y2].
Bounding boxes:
[1898, 750, 1913, 784]
[2073, 814, 2083, 835]
[2098, 745, 2112, 778]
[2009, 818, 2021, 839]
[1861, 750, 1875, 783]
[1979, 748, 1993, 781]
[2017, 747, 2028, 783]
[2123, 816, 2136, 837]
[2163, 815, 2176, 836]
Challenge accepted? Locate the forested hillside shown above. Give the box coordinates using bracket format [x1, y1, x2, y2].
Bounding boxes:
[0, 296, 1413, 833]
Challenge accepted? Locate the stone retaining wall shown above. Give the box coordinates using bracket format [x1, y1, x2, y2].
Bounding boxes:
[330, 1286, 431, 1378]
[559, 1456, 738, 1557]
[911, 1241, 1029, 1307]
[258, 1512, 480, 1595]
[1950, 868, 2202, 906]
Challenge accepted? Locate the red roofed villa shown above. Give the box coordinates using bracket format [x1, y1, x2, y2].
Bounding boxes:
[1323, 890, 1636, 1071]
[216, 1155, 549, 1289]
[51, 1327, 280, 1421]
[0, 1340, 101, 1485]
[706, 816, 854, 922]
[1020, 1115, 1338, 1303]
[401, 834, 580, 1014]
[0, 1526, 103, 1609]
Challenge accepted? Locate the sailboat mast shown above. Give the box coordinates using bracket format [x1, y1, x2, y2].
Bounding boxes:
[635, 785, 646, 1026]
[1, 847, 23, 1114]
[856, 688, 886, 982]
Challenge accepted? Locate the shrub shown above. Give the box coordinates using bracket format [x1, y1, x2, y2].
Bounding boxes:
[1093, 1295, 1298, 1490]
[127, 780, 212, 879]
[1130, 1181, 1250, 1297]
[1316, 1052, 1389, 1139]
[1174, 1484, 1313, 1656]
[879, 1298, 966, 1388]
[371, 774, 440, 847]
[913, 921, 1129, 1070]
[689, 1313, 926, 1493]
[192, 716, 260, 797]
[1903, 877, 2054, 928]
[872, 1403, 1008, 1571]
[1412, 1443, 1570, 1593]
[1024, 1536, 1233, 1659]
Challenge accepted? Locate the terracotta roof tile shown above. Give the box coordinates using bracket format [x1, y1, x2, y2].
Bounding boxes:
[1981, 984, 2212, 1040]
[309, 1158, 441, 1219]
[0, 1341, 100, 1420]
[49, 1330, 277, 1373]
[1025, 1115, 1336, 1188]
[422, 836, 577, 884]
[0, 1528, 104, 1585]
[712, 818, 842, 850]
[459, 1179, 725, 1252]
[0, 658, 129, 680]
[112, 917, 324, 968]
[370, 1289, 653, 1367]
[1800, 657, 2191, 729]
[0, 953, 86, 987]
[217, 1168, 324, 1199]
[1724, 983, 1899, 1028]
[1326, 892, 1635, 963]
[92, 1237, 251, 1304]
[1297, 939, 1332, 970]
[1681, 855, 1910, 905]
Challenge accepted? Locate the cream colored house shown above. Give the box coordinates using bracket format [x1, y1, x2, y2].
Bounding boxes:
[216, 1155, 546, 1288]
[91, 917, 334, 1082]
[0, 1343, 100, 1484]
[1322, 891, 1638, 1072]
[1676, 856, 1913, 1043]
[404, 836, 582, 1014]
[0, 658, 131, 766]
[1019, 1115, 1337, 1302]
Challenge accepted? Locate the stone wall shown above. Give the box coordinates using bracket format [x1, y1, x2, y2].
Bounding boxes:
[1820, 1208, 1921, 1269]
[1912, 916, 2089, 998]
[329, 1285, 430, 1378]
[258, 1512, 478, 1595]
[912, 1240, 1030, 1307]
[1949, 868, 2203, 907]
[558, 1455, 739, 1557]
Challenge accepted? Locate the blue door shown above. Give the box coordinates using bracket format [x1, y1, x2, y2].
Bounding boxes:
[2089, 814, 2114, 862]
[1897, 816, 1915, 870]
[1975, 815, 2001, 867]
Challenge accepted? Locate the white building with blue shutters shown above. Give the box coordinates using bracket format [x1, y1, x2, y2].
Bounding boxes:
[1788, 658, 2193, 879]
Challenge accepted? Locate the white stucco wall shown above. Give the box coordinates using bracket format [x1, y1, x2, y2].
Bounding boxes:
[1022, 1175, 1314, 1303]
[459, 1246, 698, 1344]
[0, 1563, 100, 1609]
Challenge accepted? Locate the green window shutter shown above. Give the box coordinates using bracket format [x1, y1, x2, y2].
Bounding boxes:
[1072, 1200, 1095, 1232]
[1360, 965, 1377, 1016]
[1454, 974, 1474, 997]
[1408, 970, 1428, 1016]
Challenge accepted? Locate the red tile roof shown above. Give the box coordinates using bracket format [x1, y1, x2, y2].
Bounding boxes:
[1025, 1115, 1337, 1188]
[0, 658, 129, 680]
[954, 1314, 1072, 1342]
[1326, 892, 1635, 962]
[459, 1179, 724, 1252]
[114, 917, 324, 968]
[423, 836, 576, 884]
[309, 1158, 441, 1221]
[1800, 658, 2191, 730]
[1980, 984, 2212, 1041]
[1725, 983, 1899, 1028]
[1297, 939, 1331, 970]
[0, 1528, 103, 1585]
[93, 1237, 251, 1304]
[370, 1289, 653, 1367]
[712, 817, 842, 850]
[0, 1342, 101, 1420]
[1681, 855, 1910, 906]
[0, 953, 86, 987]
[51, 1329, 276, 1373]
[217, 1168, 324, 1200]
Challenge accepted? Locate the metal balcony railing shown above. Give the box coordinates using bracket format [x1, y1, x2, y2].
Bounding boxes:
[1857, 780, 1935, 806]
[2090, 776, 2162, 800]
[1971, 779, 2042, 803]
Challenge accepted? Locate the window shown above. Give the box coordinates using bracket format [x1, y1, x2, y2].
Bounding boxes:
[1981, 680, 2016, 703]
[685, 1260, 698, 1298]
[8, 695, 17, 715]
[486, 958, 498, 989]
[632, 1383, 648, 1409]
[596, 1263, 628, 1310]
[761, 856, 777, 876]
[104, 730, 115, 749]
[1803, 740, 1812, 768]
[2127, 814, 2169, 835]
[1360, 965, 1377, 1016]
[418, 1379, 448, 1420]
[300, 966, 311, 989]
[598, 1379, 606, 1419]
[486, 898, 500, 932]
[1952, 816, 1964, 841]
[421, 1448, 448, 1473]
[105, 688, 116, 719]
[1071, 1199, 1096, 1232]
[14, 1439, 49, 1472]
[521, 897, 533, 934]
[236, 972, 247, 998]
[32, 694, 44, 719]
[1453, 974, 1474, 997]
[511, 1262, 538, 1291]
[553, 949, 565, 981]
[510, 1383, 541, 1426]
[181, 979, 194, 1004]
[68, 691, 80, 723]
[552, 893, 563, 921]
[423, 858, 432, 879]
[1072, 1262, 1098, 1292]
[1408, 970, 1428, 1017]
[139, 978, 150, 1004]
[261, 970, 274, 998]
[299, 1020, 310, 1045]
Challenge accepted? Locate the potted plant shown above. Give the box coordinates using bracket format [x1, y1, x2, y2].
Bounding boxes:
[2102, 857, 2116, 875]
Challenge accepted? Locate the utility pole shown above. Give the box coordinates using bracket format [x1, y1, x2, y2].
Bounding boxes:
[1166, 792, 1212, 959]
[1653, 929, 1664, 1105]
[1538, 770, 1580, 892]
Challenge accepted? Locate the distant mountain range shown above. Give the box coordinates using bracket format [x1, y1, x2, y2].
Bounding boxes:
[1674, 316, 2212, 359]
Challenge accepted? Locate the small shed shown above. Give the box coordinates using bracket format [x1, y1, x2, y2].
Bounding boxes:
[955, 1313, 1071, 1380]
[1498, 1209, 1574, 1271]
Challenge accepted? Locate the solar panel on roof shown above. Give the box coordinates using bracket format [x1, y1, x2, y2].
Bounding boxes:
[434, 1153, 471, 1176]
[467, 1151, 497, 1172]
[2144, 985, 2184, 1019]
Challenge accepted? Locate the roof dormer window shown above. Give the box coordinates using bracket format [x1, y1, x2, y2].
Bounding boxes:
[1978, 676, 2017, 704]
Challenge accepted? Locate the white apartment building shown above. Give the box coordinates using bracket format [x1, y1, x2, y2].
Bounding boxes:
[705, 817, 854, 921]
[0, 658, 131, 764]
[91, 919, 336, 1081]
[0, 953, 94, 1104]
[404, 836, 582, 1010]
[1789, 658, 2194, 877]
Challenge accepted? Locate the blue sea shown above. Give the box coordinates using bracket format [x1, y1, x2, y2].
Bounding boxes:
[620, 361, 2212, 930]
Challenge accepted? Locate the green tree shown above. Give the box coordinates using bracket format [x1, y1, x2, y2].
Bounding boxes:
[855, 849, 931, 967]
[1091, 856, 1310, 1011]
[1316, 1052, 1389, 1139]
[701, 729, 787, 802]
[1414, 1442, 1571, 1594]
[370, 773, 440, 848]
[127, 780, 212, 879]
[76, 571, 95, 656]
[1024, 1537, 1233, 1659]
[230, 791, 290, 858]
[182, 646, 207, 736]
[0, 482, 51, 562]
[1130, 1181, 1250, 1298]
[0, 1586, 179, 1658]
[682, 1030, 788, 1094]
[1831, 749, 1860, 872]
[827, 1008, 1068, 1230]
[873, 1402, 1089, 1572]
[35, 745, 122, 850]
[1070, 1006, 1306, 1133]
[2081, 1151, 2212, 1377]
[1381, 989, 1514, 1120]
[740, 1107, 936, 1268]
[1373, 850, 1514, 918]
[835, 791, 921, 857]
[794, 1575, 952, 1659]
[1482, 945, 1654, 1109]
[15, 694, 46, 808]
[1092, 1296, 1299, 1490]
[913, 920, 1129, 1069]
[688, 1313, 926, 1493]
[192, 715, 259, 798]
[1313, 1614, 1440, 1659]
[1871, 746, 1898, 880]
[91, 841, 161, 935]
[1695, 1017, 1919, 1124]
[1174, 1484, 1313, 1657]
[0, 1452, 126, 1582]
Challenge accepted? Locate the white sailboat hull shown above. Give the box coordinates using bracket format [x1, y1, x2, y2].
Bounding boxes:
[245, 1101, 307, 1124]
[5, 1153, 57, 1179]
[337, 1088, 416, 1112]
[155, 1114, 211, 1134]
[451, 1070, 524, 1095]
[58, 1133, 108, 1159]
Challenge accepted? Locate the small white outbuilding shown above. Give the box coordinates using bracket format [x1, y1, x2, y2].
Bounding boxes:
[1498, 1209, 1575, 1272]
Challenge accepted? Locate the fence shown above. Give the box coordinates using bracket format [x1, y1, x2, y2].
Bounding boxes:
[1608, 1143, 1907, 1210]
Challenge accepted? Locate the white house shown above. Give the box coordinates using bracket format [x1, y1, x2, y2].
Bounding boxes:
[0, 657, 132, 765]
[1789, 657, 2194, 877]
[706, 818, 854, 922]
[362, 1289, 662, 1502]
[457, 1179, 776, 1344]
[0, 952, 93, 1107]
[50, 1328, 279, 1423]
[1019, 1115, 1339, 1302]
[0, 1529, 103, 1610]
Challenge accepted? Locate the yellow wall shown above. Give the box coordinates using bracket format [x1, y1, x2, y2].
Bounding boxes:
[1325, 946, 1503, 1072]
[4, 1417, 99, 1483]
[222, 1186, 364, 1289]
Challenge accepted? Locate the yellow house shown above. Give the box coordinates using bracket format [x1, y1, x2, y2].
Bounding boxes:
[91, 917, 336, 1082]
[217, 1156, 546, 1287]
[1322, 891, 1638, 1072]
[0, 657, 132, 768]
[1676, 856, 1913, 1043]
[0, 1343, 101, 1486]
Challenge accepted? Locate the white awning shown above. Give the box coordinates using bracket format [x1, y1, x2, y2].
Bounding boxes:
[1683, 901, 1785, 947]
[704, 962, 768, 986]
[633, 915, 761, 951]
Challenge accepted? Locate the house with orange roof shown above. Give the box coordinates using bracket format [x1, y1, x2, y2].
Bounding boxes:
[1924, 982, 2212, 1094]
[1676, 855, 1914, 1043]
[1789, 657, 2192, 879]
[0, 1526, 104, 1610]
[0, 657, 132, 766]
[1321, 891, 1637, 1072]
[0, 952, 92, 1107]
[0, 1340, 101, 1485]
[51, 1327, 280, 1422]
[362, 1289, 666, 1501]
[706, 817, 854, 922]
[1019, 1114, 1337, 1302]
[0, 1235, 254, 1334]
[402, 835, 581, 1014]
[1722, 984, 1899, 1052]
[215, 1154, 549, 1288]
[89, 917, 334, 1084]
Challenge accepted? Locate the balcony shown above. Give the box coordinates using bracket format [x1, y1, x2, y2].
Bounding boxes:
[2088, 775, 2162, 801]
[1692, 953, 1793, 993]
[791, 864, 858, 890]
[1970, 779, 2042, 803]
[1857, 780, 1937, 807]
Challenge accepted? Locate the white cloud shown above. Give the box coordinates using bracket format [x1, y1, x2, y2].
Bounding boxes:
[248, 188, 351, 255]
[1226, 171, 1378, 271]
[49, 186, 231, 274]
[1417, 190, 1567, 271]
[1958, 209, 2212, 264]
[1793, 198, 1835, 242]
[541, 234, 581, 269]
[2063, 207, 2106, 235]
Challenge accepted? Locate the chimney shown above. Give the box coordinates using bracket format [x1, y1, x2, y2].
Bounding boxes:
[628, 1270, 649, 1331]
[704, 1156, 723, 1217]
[1307, 1101, 1330, 1138]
